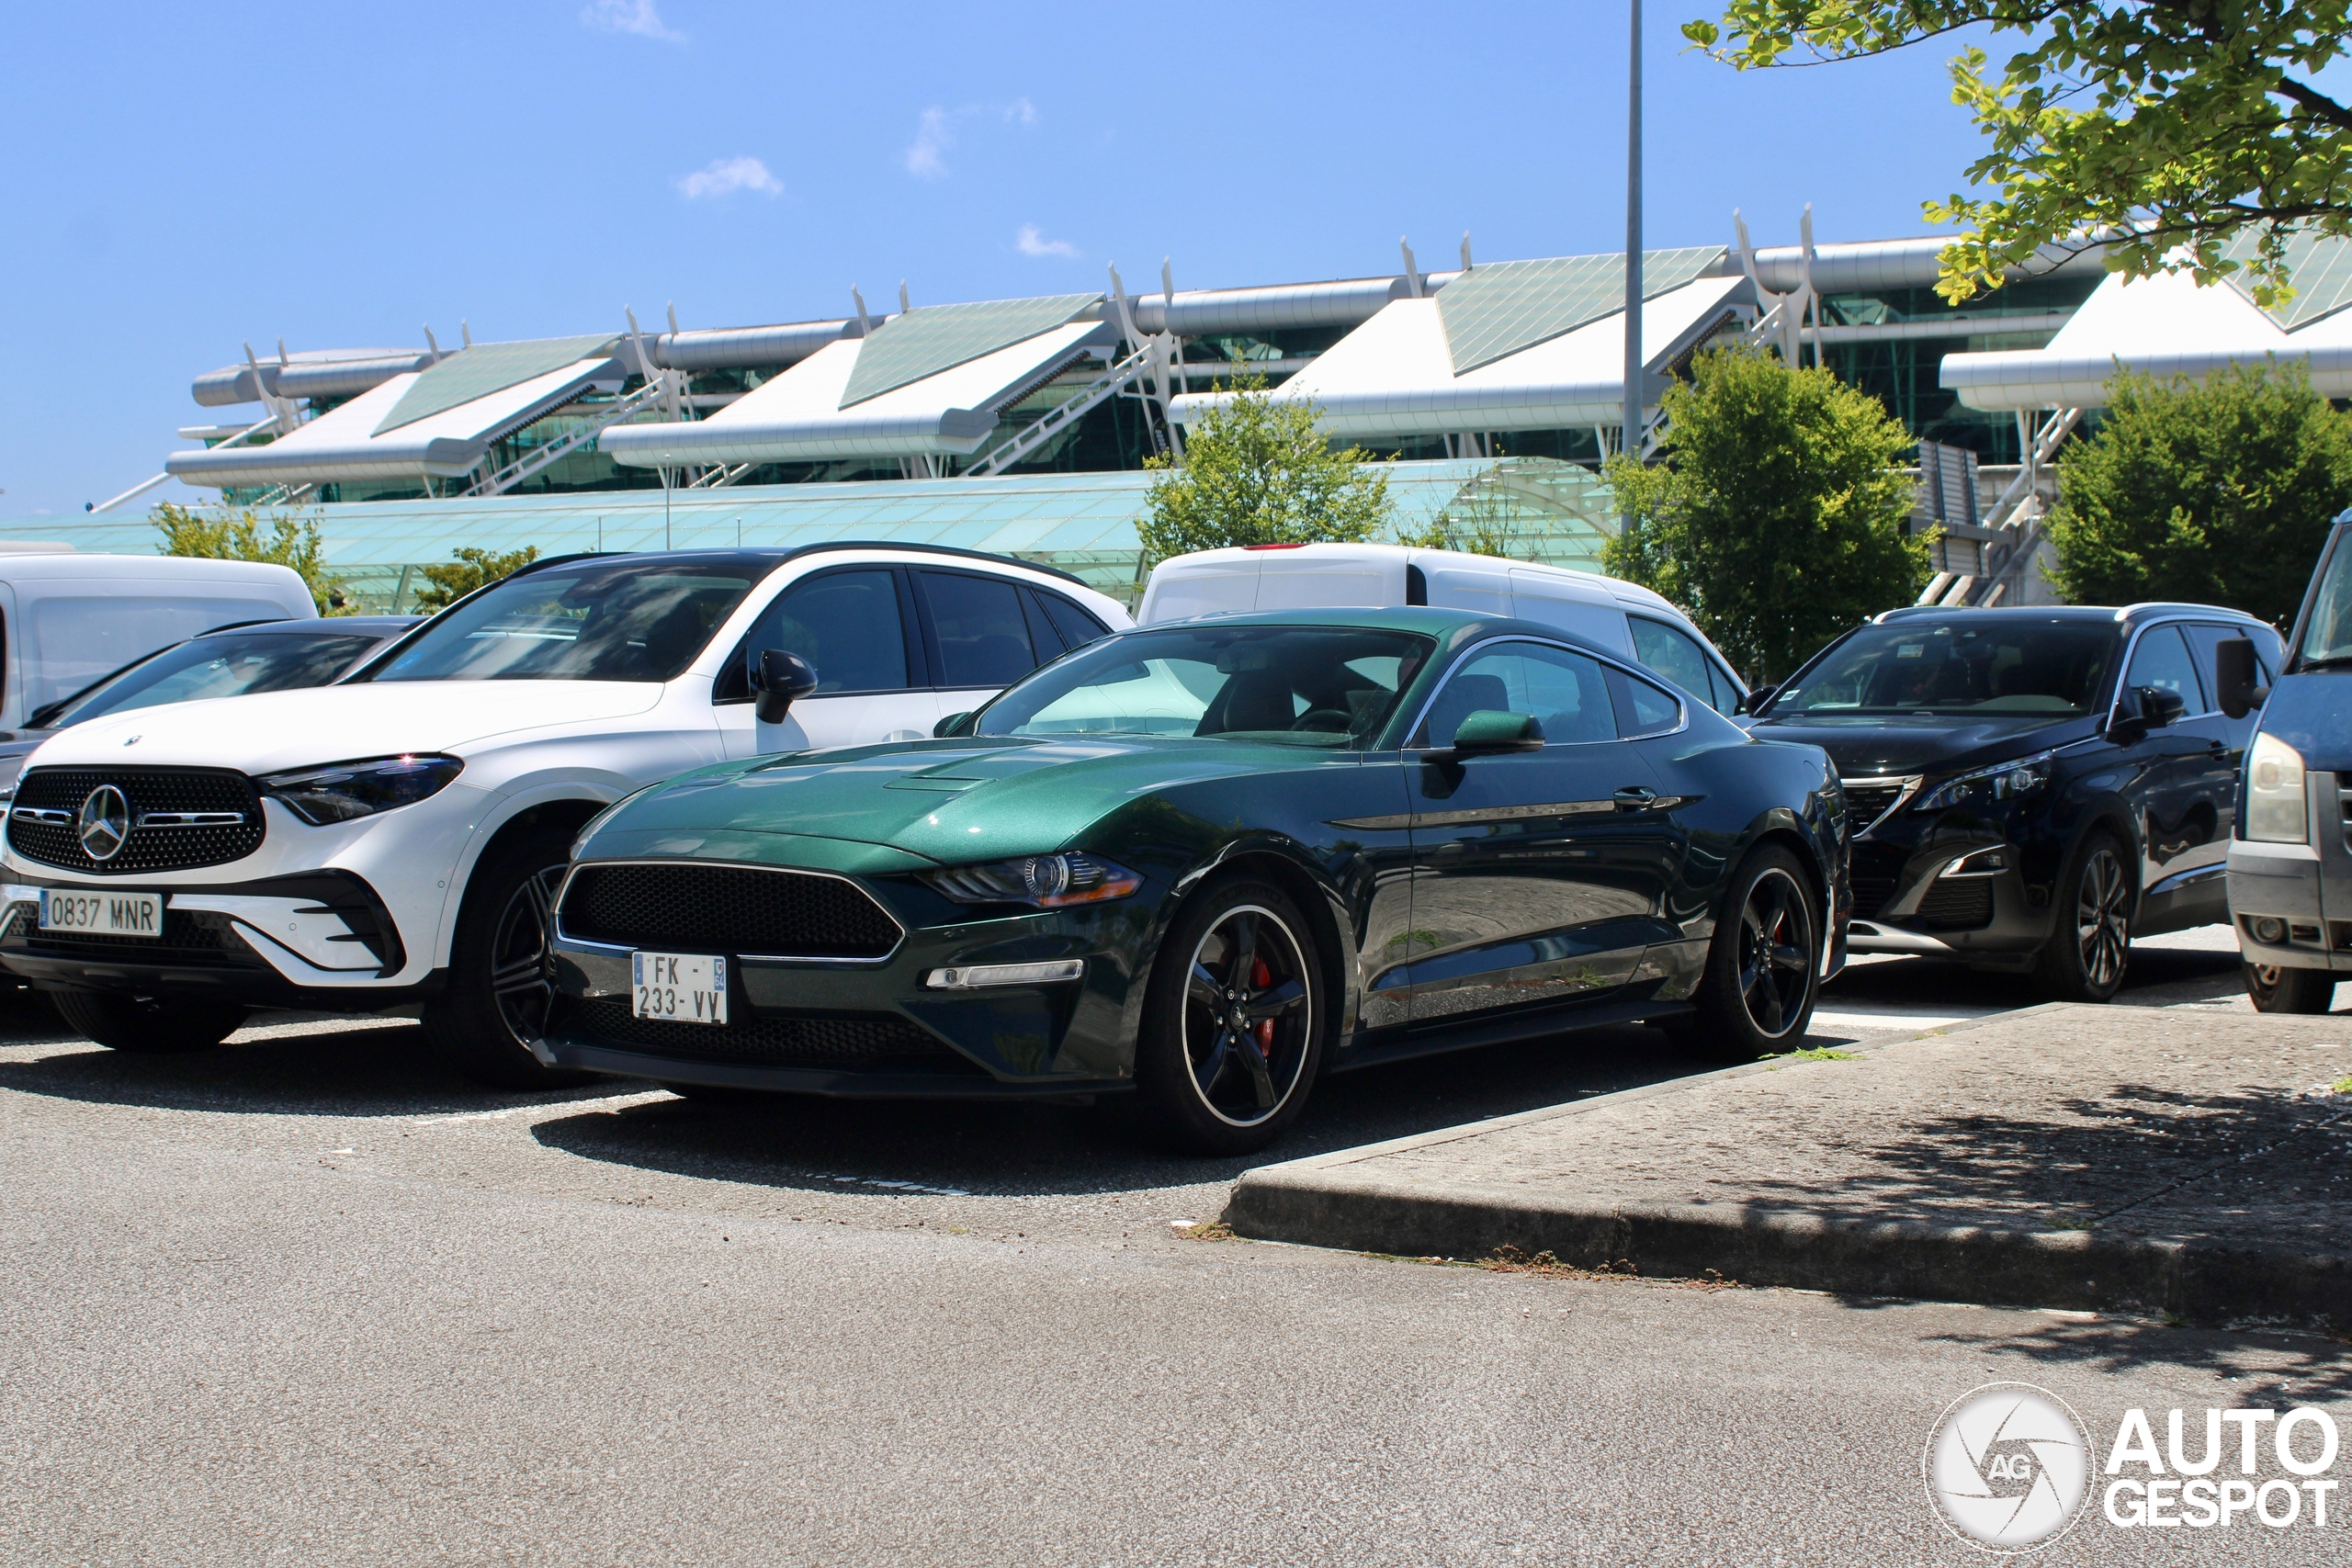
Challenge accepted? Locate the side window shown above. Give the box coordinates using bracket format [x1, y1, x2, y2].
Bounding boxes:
[1610, 667, 1686, 738]
[2123, 625, 2205, 714]
[921, 570, 1036, 688]
[1019, 590, 1066, 661]
[1418, 641, 1618, 748]
[1629, 616, 1723, 711]
[751, 570, 910, 695]
[2183, 622, 2271, 699]
[1038, 592, 1110, 649]
[1708, 660, 1744, 715]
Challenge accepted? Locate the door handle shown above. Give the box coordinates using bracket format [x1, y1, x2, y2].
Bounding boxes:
[1612, 786, 1660, 811]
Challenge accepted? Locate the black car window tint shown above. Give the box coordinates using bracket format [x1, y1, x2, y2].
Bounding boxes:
[1708, 660, 1744, 714]
[1039, 592, 1110, 649]
[367, 558, 765, 684]
[49, 633, 379, 728]
[2123, 625, 2203, 714]
[757, 570, 910, 694]
[1421, 643, 1617, 748]
[2182, 622, 2267, 702]
[1629, 617, 1718, 709]
[922, 571, 1036, 687]
[1770, 619, 2119, 716]
[1018, 589, 1066, 662]
[1611, 667, 1684, 738]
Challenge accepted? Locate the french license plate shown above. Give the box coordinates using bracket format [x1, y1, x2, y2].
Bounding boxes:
[39, 889, 164, 938]
[631, 951, 729, 1026]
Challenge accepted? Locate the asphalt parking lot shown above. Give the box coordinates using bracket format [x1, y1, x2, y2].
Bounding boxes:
[3, 929, 2340, 1565]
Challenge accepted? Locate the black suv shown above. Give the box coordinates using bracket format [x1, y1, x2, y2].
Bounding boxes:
[1744, 604, 2283, 999]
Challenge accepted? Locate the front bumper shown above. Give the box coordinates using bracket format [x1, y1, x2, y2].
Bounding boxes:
[1844, 818, 2055, 964]
[540, 873, 1153, 1097]
[2226, 769, 2352, 973]
[0, 870, 434, 1010]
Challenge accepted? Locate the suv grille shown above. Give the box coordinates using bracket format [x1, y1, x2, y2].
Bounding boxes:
[8, 768, 265, 875]
[1915, 877, 1995, 931]
[558, 862, 901, 959]
[1849, 873, 1899, 921]
[568, 998, 966, 1072]
[1838, 775, 1917, 834]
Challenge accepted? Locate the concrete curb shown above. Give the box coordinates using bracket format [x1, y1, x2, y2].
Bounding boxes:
[1223, 1006, 2352, 1329]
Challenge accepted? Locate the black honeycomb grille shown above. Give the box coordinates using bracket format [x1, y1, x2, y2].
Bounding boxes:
[559, 863, 900, 958]
[570, 998, 965, 1071]
[8, 769, 264, 875]
[1916, 876, 1995, 931]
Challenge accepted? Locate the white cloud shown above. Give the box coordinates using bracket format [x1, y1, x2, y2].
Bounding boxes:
[1005, 96, 1037, 125]
[904, 107, 953, 179]
[1015, 223, 1080, 259]
[677, 156, 782, 199]
[582, 0, 684, 41]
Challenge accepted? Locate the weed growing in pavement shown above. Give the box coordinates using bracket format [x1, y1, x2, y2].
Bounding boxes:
[2331, 1075, 2352, 1096]
[1764, 1046, 1861, 1068]
[2043, 1214, 2096, 1232]
[1366, 1246, 1741, 1292]
[1175, 1221, 1237, 1241]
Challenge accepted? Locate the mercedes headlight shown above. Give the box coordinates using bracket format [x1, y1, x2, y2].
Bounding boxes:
[924, 852, 1142, 908]
[259, 754, 465, 825]
[1917, 750, 2054, 814]
[2245, 731, 2309, 843]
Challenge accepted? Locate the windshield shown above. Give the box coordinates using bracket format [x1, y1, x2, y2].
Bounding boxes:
[2299, 533, 2352, 666]
[37, 629, 383, 728]
[976, 625, 1437, 748]
[363, 557, 765, 683]
[1770, 617, 2120, 718]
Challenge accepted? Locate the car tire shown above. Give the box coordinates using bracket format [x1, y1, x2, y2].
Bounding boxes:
[2245, 962, 2336, 1014]
[2034, 830, 2132, 1003]
[1131, 877, 1327, 1156]
[51, 990, 246, 1054]
[421, 823, 593, 1090]
[1674, 845, 1822, 1064]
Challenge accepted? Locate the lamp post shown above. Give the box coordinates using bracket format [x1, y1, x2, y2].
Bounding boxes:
[1622, 0, 1644, 542]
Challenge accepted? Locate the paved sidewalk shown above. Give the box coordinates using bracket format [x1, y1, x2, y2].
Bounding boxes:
[1226, 1004, 2352, 1328]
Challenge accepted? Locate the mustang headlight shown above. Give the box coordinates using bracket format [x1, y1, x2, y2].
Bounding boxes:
[1917, 750, 2053, 814]
[2245, 731, 2309, 843]
[260, 754, 464, 825]
[924, 852, 1142, 908]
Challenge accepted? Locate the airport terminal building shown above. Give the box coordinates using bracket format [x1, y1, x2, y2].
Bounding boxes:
[28, 220, 2338, 616]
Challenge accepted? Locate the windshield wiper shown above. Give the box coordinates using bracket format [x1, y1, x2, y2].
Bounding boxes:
[2295, 653, 2352, 671]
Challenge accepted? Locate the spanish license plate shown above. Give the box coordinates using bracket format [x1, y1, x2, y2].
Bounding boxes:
[631, 951, 729, 1025]
[39, 889, 164, 938]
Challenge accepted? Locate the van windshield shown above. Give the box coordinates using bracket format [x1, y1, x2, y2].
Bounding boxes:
[1770, 617, 2120, 717]
[977, 626, 1436, 748]
[2299, 536, 2352, 667]
[361, 558, 766, 683]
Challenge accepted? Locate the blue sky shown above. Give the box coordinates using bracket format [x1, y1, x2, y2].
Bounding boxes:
[0, 0, 2001, 518]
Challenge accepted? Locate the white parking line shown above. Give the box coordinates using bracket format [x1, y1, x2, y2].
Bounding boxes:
[1810, 1008, 1999, 1032]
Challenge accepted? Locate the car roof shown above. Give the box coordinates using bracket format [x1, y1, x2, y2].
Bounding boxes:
[1873, 603, 2269, 627]
[1107, 604, 1629, 659]
[192, 615, 421, 638]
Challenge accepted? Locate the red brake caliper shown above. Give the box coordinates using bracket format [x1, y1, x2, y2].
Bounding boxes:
[1251, 957, 1274, 1056]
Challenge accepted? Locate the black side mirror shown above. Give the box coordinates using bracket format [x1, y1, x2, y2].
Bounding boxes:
[933, 710, 976, 739]
[2214, 636, 2270, 719]
[2106, 686, 2147, 744]
[1736, 683, 1778, 716]
[751, 649, 820, 724]
[1441, 710, 1544, 760]
[2143, 684, 2187, 728]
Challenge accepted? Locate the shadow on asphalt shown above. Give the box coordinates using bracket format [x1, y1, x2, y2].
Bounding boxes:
[1823, 939, 2250, 1013]
[1923, 1319, 2352, 1403]
[526, 1021, 1718, 1198]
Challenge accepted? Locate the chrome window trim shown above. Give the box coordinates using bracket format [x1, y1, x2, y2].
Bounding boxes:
[551, 857, 906, 968]
[1397, 635, 1690, 751]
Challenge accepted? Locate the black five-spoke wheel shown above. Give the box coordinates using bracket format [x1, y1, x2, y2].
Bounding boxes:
[1182, 904, 1313, 1125]
[1736, 866, 1815, 1041]
[1679, 844, 1821, 1062]
[490, 864, 562, 1046]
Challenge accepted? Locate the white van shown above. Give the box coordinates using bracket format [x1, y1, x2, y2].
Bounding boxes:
[1138, 543, 1749, 714]
[0, 552, 316, 731]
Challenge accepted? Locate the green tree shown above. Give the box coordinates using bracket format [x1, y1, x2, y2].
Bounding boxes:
[1602, 344, 1927, 682]
[2045, 360, 2352, 622]
[1686, 2, 2352, 306]
[1136, 372, 1390, 565]
[153, 502, 347, 615]
[411, 545, 542, 612]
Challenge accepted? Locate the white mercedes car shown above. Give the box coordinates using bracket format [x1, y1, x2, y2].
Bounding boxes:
[0, 545, 1129, 1085]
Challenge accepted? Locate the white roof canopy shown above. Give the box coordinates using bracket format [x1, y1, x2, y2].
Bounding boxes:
[167, 351, 624, 487]
[1167, 273, 1747, 437]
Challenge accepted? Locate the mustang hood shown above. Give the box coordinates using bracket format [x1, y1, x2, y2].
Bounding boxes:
[586, 734, 1359, 863]
[23, 680, 665, 775]
[1749, 712, 2098, 779]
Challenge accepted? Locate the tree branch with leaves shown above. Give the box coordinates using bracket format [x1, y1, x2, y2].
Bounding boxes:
[1136, 372, 1391, 566]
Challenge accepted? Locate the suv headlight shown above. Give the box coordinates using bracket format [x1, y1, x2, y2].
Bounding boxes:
[2245, 731, 2309, 843]
[259, 755, 465, 825]
[924, 852, 1141, 908]
[1917, 750, 2054, 814]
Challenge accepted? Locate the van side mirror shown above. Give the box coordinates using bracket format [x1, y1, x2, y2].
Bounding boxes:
[751, 649, 820, 724]
[933, 710, 977, 739]
[1442, 710, 1544, 759]
[2214, 636, 2269, 719]
[1736, 683, 1777, 716]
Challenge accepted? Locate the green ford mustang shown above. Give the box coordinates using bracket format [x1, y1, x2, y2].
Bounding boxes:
[539, 607, 1849, 1154]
